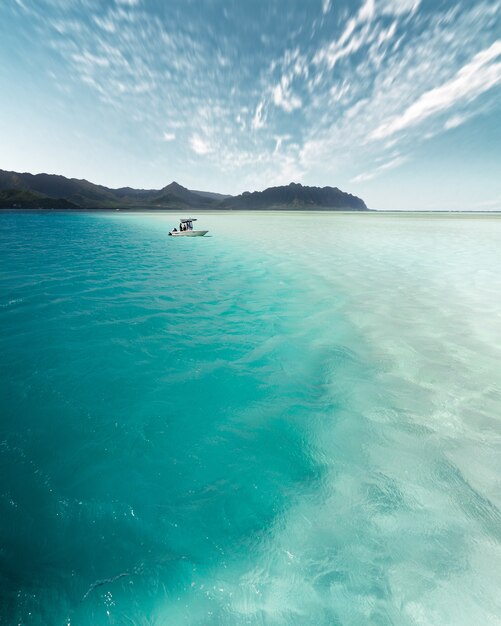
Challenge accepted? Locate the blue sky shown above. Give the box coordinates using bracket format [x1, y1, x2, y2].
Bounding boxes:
[0, 0, 499, 209]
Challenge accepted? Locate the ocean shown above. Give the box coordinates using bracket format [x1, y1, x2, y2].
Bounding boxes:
[1, 210, 500, 625]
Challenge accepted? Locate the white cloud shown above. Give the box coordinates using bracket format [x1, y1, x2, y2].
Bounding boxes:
[359, 0, 375, 22]
[71, 51, 110, 68]
[351, 155, 407, 182]
[189, 134, 211, 155]
[251, 101, 266, 130]
[261, 2, 500, 192]
[371, 40, 501, 140]
[93, 15, 117, 33]
[273, 134, 292, 154]
[272, 76, 302, 112]
[444, 114, 468, 130]
[379, 0, 420, 16]
[313, 0, 383, 72]
[330, 80, 350, 103]
[13, 0, 500, 195]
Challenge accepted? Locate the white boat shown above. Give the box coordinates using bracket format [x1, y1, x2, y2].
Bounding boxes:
[169, 218, 208, 237]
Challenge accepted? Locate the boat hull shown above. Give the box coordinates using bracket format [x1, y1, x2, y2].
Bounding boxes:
[170, 230, 208, 237]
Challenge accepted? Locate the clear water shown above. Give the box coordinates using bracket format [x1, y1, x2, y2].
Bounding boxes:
[1, 211, 500, 625]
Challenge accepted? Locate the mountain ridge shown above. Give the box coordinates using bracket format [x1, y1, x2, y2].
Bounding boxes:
[0, 169, 368, 211]
[219, 182, 367, 211]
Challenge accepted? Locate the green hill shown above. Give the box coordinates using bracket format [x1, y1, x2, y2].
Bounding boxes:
[220, 182, 368, 210]
[0, 189, 78, 209]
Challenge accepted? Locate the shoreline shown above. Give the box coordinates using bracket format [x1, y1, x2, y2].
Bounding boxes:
[1, 208, 500, 216]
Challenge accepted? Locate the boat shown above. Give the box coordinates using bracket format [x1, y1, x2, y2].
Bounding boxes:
[169, 218, 208, 237]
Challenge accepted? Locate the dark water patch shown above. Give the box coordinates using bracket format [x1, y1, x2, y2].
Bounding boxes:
[0, 213, 358, 624]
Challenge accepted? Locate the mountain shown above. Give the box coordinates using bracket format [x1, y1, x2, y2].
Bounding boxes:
[220, 182, 368, 211]
[0, 170, 118, 207]
[0, 189, 78, 209]
[150, 182, 216, 209]
[0, 170, 219, 209]
[0, 169, 368, 211]
[190, 189, 232, 201]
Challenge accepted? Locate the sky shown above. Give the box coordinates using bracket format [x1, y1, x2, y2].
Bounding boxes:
[0, 0, 500, 209]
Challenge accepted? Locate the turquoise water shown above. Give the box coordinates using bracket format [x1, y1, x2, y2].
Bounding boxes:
[1, 211, 500, 625]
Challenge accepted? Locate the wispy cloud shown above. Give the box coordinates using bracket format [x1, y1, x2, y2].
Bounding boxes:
[272, 76, 302, 112]
[379, 0, 420, 16]
[2, 0, 499, 197]
[251, 101, 266, 130]
[291, 1, 500, 188]
[444, 113, 470, 130]
[371, 41, 501, 140]
[351, 155, 407, 183]
[189, 134, 212, 155]
[322, 0, 331, 16]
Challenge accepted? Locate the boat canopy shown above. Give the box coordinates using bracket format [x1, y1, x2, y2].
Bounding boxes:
[180, 218, 197, 223]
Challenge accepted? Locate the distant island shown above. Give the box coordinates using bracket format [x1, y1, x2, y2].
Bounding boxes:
[0, 169, 368, 211]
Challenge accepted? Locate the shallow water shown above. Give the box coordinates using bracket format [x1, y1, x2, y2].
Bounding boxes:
[1, 211, 500, 625]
